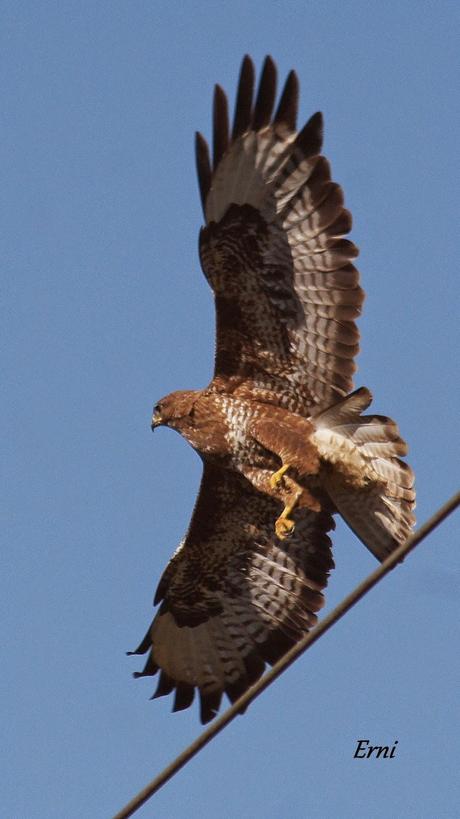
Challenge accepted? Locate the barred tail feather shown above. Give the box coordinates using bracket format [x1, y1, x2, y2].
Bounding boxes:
[312, 387, 416, 561]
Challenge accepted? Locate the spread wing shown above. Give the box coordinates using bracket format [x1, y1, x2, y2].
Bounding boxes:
[197, 56, 364, 415]
[130, 464, 334, 723]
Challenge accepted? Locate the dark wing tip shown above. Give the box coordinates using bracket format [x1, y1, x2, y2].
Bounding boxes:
[132, 651, 159, 678]
[172, 683, 195, 712]
[232, 54, 255, 139]
[295, 110, 324, 157]
[213, 83, 229, 171]
[252, 55, 277, 130]
[151, 670, 175, 700]
[195, 131, 211, 218]
[126, 626, 152, 656]
[274, 69, 299, 130]
[199, 58, 313, 214]
[199, 688, 223, 724]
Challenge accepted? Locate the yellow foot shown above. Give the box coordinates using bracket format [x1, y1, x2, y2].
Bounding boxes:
[270, 463, 291, 490]
[275, 515, 295, 540]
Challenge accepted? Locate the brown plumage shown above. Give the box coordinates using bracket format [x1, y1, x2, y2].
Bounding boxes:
[130, 56, 415, 723]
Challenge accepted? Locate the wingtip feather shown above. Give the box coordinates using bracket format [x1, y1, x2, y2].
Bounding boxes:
[274, 69, 299, 130]
[253, 55, 277, 130]
[213, 84, 229, 170]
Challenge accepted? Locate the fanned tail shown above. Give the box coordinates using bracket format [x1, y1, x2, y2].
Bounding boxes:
[311, 388, 416, 561]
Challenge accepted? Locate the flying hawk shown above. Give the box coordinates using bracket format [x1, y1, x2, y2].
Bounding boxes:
[129, 56, 415, 723]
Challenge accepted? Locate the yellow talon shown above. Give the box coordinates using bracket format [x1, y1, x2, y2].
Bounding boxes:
[275, 515, 296, 540]
[270, 463, 291, 490]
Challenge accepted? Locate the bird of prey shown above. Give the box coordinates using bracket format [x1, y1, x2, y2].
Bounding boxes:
[129, 56, 415, 723]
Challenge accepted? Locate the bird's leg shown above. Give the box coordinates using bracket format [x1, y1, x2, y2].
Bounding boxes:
[269, 462, 291, 490]
[274, 479, 303, 540]
[268, 463, 303, 539]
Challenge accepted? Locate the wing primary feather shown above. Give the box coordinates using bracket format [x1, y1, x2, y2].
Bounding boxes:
[199, 688, 223, 724]
[274, 69, 299, 130]
[294, 111, 324, 157]
[225, 675, 250, 705]
[232, 54, 255, 139]
[243, 650, 265, 685]
[151, 670, 175, 699]
[126, 627, 152, 656]
[259, 628, 296, 664]
[213, 84, 229, 170]
[132, 652, 159, 678]
[172, 683, 195, 712]
[252, 55, 277, 130]
[195, 131, 211, 217]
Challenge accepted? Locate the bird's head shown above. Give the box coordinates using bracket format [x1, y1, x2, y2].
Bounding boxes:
[151, 390, 200, 433]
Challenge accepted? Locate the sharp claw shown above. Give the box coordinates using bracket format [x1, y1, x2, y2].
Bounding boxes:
[275, 516, 296, 540]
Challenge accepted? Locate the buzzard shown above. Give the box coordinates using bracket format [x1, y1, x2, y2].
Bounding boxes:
[130, 56, 415, 723]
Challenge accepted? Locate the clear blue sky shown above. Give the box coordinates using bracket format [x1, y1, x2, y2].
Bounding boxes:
[3, 2, 459, 817]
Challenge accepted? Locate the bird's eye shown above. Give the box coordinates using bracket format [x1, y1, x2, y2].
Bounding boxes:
[154, 403, 161, 414]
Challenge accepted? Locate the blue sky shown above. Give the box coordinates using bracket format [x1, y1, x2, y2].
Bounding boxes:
[3, 1, 459, 817]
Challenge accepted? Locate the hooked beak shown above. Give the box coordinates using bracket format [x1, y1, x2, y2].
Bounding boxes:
[151, 411, 162, 432]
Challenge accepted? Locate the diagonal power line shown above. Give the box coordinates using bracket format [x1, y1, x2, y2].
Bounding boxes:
[113, 490, 460, 819]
